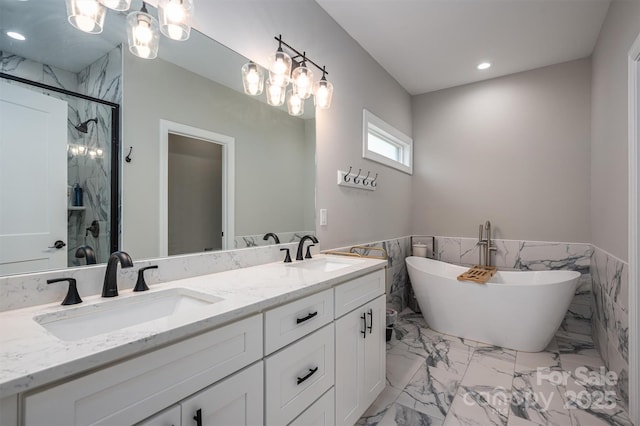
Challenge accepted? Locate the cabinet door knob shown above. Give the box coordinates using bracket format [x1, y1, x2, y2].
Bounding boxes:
[367, 308, 373, 334]
[361, 313, 367, 338]
[193, 408, 202, 426]
[296, 311, 318, 324]
[296, 366, 319, 385]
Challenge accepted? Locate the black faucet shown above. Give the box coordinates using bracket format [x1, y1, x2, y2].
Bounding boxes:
[75, 245, 97, 265]
[263, 232, 280, 244]
[102, 251, 133, 297]
[296, 235, 319, 261]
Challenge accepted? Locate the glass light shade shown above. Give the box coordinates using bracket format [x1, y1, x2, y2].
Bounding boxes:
[241, 62, 264, 96]
[98, 0, 130, 11]
[291, 65, 314, 99]
[127, 10, 160, 59]
[287, 90, 304, 117]
[266, 79, 286, 106]
[158, 0, 194, 41]
[313, 79, 333, 109]
[66, 0, 106, 34]
[268, 50, 292, 87]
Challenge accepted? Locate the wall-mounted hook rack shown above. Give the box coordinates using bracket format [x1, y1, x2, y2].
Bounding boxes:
[337, 168, 377, 191]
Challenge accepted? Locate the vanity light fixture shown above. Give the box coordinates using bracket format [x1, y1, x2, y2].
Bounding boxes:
[241, 61, 264, 96]
[241, 34, 333, 115]
[65, 0, 106, 34]
[287, 89, 304, 117]
[66, 0, 193, 59]
[266, 79, 286, 106]
[268, 37, 292, 88]
[158, 0, 194, 41]
[127, 2, 160, 59]
[6, 31, 26, 41]
[291, 53, 314, 100]
[313, 66, 333, 109]
[477, 62, 491, 70]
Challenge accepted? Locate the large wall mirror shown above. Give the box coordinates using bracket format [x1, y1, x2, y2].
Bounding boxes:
[0, 0, 316, 277]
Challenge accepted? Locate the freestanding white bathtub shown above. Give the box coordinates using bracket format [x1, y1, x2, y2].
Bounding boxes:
[405, 256, 581, 352]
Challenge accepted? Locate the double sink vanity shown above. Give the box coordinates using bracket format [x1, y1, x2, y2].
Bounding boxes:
[0, 254, 387, 426]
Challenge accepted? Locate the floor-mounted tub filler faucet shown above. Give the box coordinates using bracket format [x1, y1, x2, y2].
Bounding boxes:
[477, 220, 497, 267]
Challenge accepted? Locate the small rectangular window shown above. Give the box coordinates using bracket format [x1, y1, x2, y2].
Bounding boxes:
[363, 109, 412, 174]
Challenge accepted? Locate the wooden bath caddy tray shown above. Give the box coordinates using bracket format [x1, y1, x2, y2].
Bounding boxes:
[457, 265, 497, 284]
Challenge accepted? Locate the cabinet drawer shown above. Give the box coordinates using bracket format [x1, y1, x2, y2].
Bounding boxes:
[23, 314, 263, 426]
[265, 324, 335, 426]
[288, 388, 335, 426]
[264, 288, 333, 354]
[334, 269, 385, 318]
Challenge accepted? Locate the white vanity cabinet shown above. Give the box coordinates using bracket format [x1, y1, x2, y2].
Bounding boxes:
[22, 314, 263, 426]
[334, 270, 386, 426]
[138, 362, 263, 426]
[264, 289, 335, 426]
[6, 262, 388, 426]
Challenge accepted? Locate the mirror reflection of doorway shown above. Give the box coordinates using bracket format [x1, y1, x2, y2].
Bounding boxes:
[168, 135, 223, 255]
[159, 120, 235, 256]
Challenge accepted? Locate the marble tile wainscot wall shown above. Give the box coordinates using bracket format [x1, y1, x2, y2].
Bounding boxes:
[330, 236, 412, 313]
[433, 237, 594, 336]
[0, 242, 316, 312]
[234, 230, 316, 249]
[591, 246, 629, 411]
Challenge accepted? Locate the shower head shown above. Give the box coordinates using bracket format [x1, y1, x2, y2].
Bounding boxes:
[75, 118, 97, 134]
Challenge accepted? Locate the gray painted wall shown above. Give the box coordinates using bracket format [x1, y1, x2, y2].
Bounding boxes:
[410, 59, 592, 243]
[122, 55, 314, 259]
[193, 0, 414, 249]
[591, 0, 640, 262]
[168, 134, 222, 255]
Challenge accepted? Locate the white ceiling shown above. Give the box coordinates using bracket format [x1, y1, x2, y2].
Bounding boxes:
[315, 0, 611, 95]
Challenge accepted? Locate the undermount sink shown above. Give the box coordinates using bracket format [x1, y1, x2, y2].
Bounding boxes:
[289, 256, 365, 272]
[34, 288, 223, 341]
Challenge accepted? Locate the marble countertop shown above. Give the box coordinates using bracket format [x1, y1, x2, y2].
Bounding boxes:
[0, 255, 386, 399]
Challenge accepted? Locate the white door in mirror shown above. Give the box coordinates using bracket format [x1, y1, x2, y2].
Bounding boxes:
[0, 81, 68, 275]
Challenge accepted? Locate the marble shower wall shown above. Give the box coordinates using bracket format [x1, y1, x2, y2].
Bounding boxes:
[68, 46, 122, 266]
[591, 246, 629, 411]
[1, 47, 122, 267]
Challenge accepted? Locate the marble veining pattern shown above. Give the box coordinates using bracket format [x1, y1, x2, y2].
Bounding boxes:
[357, 310, 631, 426]
[590, 246, 629, 412]
[0, 254, 385, 398]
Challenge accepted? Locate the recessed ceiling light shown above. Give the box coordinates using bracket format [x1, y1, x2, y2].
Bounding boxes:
[477, 62, 491, 70]
[7, 31, 26, 41]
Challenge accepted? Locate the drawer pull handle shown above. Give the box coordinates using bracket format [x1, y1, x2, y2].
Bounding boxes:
[367, 308, 373, 334]
[361, 313, 367, 338]
[193, 408, 202, 426]
[296, 311, 318, 324]
[297, 366, 319, 385]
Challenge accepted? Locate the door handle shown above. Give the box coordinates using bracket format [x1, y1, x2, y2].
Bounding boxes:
[367, 308, 373, 334]
[361, 313, 367, 338]
[193, 408, 202, 426]
[48, 240, 66, 249]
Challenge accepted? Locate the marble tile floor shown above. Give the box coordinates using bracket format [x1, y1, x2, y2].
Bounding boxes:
[357, 310, 631, 426]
